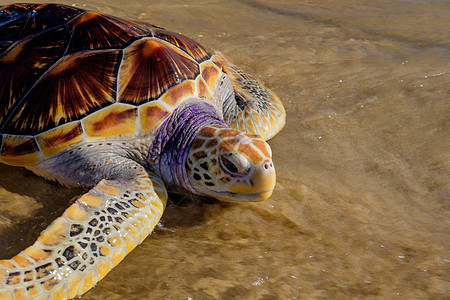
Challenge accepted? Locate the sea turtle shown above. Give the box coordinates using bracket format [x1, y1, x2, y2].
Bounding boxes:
[0, 3, 285, 299]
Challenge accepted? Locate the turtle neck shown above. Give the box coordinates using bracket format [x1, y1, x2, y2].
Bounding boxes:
[152, 99, 227, 192]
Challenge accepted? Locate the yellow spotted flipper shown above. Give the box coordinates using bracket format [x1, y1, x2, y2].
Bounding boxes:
[212, 51, 286, 141]
[0, 169, 167, 299]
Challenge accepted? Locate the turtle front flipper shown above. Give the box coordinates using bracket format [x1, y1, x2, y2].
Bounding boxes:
[212, 51, 286, 140]
[0, 169, 167, 299]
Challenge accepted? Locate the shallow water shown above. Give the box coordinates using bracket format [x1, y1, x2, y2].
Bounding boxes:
[1, 0, 449, 299]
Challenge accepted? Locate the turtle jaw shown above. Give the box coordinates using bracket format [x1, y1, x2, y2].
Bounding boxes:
[217, 190, 273, 202]
[219, 159, 276, 202]
[190, 158, 276, 202]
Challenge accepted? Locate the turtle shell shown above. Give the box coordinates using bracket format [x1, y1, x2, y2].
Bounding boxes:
[0, 3, 224, 166]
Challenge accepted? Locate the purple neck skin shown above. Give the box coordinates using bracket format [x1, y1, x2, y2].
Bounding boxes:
[152, 100, 227, 192]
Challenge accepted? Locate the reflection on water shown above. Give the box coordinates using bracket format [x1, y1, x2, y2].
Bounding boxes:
[1, 0, 449, 298]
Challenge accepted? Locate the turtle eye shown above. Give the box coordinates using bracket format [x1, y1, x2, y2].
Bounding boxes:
[220, 153, 250, 175]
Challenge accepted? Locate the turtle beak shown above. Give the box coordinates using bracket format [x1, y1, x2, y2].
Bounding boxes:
[227, 159, 276, 201]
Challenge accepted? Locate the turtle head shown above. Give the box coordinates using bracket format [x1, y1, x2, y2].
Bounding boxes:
[186, 125, 276, 202]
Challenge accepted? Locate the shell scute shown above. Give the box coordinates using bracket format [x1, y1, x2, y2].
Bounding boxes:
[138, 102, 170, 136]
[200, 60, 221, 93]
[160, 79, 196, 108]
[0, 4, 32, 53]
[36, 121, 84, 158]
[66, 11, 148, 54]
[196, 76, 212, 99]
[16, 3, 82, 38]
[0, 26, 69, 126]
[152, 28, 210, 62]
[0, 4, 228, 163]
[118, 37, 199, 105]
[82, 103, 138, 139]
[0, 3, 82, 53]
[3, 50, 121, 135]
[0, 135, 41, 166]
[0, 3, 40, 14]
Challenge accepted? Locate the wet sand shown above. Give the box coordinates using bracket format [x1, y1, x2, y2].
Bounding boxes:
[0, 0, 449, 298]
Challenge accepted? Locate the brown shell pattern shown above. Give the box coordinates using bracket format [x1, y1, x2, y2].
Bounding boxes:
[0, 3, 213, 137]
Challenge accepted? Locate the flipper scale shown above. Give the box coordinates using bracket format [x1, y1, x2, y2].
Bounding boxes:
[0, 169, 167, 299]
[213, 51, 286, 140]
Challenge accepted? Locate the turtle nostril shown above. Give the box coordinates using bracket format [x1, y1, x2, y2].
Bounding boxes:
[263, 160, 273, 170]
